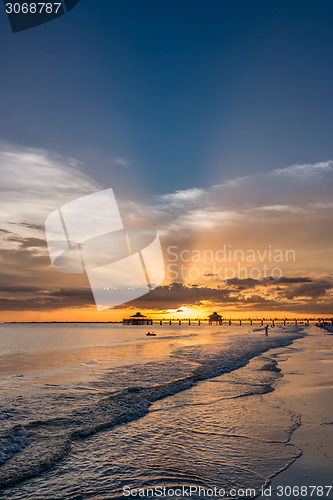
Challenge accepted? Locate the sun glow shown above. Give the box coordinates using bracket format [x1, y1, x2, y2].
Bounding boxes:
[165, 305, 206, 319]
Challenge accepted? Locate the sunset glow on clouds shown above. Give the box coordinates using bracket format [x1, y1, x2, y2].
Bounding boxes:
[1, 144, 332, 321]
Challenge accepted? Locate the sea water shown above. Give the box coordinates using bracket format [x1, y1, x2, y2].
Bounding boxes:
[0, 323, 308, 499]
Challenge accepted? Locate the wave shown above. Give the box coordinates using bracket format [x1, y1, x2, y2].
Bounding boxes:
[0, 328, 305, 490]
[0, 427, 27, 465]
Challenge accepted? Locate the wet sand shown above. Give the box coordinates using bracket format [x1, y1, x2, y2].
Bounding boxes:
[258, 328, 333, 499]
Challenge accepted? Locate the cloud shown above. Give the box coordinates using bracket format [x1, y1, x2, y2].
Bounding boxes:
[112, 157, 130, 167]
[121, 160, 333, 281]
[0, 145, 101, 312]
[132, 282, 238, 310]
[1, 147, 332, 315]
[119, 159, 333, 244]
[4, 274, 324, 314]
[158, 188, 205, 203]
[273, 161, 333, 178]
[275, 277, 313, 284]
[0, 288, 94, 311]
[226, 278, 260, 289]
[0, 144, 101, 226]
[0, 285, 43, 293]
[6, 235, 46, 249]
[281, 279, 333, 300]
[126, 277, 333, 314]
[14, 222, 45, 231]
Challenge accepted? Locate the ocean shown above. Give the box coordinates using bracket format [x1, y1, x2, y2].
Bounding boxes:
[0, 323, 310, 499]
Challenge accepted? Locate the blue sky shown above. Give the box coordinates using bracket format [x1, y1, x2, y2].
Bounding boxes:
[1, 1, 333, 196]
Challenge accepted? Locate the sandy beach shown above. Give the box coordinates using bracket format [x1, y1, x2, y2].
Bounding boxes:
[258, 327, 333, 499]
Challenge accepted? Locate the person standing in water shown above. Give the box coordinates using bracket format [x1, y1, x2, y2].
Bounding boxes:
[265, 325, 269, 336]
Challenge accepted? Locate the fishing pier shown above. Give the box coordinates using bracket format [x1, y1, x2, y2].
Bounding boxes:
[123, 312, 332, 327]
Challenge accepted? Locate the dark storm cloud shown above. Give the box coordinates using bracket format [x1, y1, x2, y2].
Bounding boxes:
[0, 285, 43, 294]
[0, 288, 94, 312]
[9, 221, 45, 232]
[282, 279, 333, 300]
[131, 282, 239, 310]
[0, 235, 92, 311]
[276, 277, 313, 284]
[221, 276, 314, 289]
[125, 278, 333, 315]
[0, 244, 51, 280]
[49, 288, 93, 300]
[226, 278, 260, 289]
[0, 223, 46, 249]
[7, 235, 46, 249]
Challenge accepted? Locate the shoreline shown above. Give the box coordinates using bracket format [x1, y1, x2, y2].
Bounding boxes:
[258, 328, 333, 498]
[1, 325, 331, 498]
[0, 325, 305, 492]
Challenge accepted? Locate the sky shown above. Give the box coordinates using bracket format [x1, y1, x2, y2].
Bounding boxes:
[0, 1, 333, 321]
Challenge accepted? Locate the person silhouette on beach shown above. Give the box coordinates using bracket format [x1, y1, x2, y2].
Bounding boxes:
[265, 325, 269, 336]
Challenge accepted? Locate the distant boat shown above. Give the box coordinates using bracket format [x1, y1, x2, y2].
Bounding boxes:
[146, 332, 156, 336]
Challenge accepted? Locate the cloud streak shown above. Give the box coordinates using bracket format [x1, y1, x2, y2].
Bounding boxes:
[0, 144, 101, 227]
